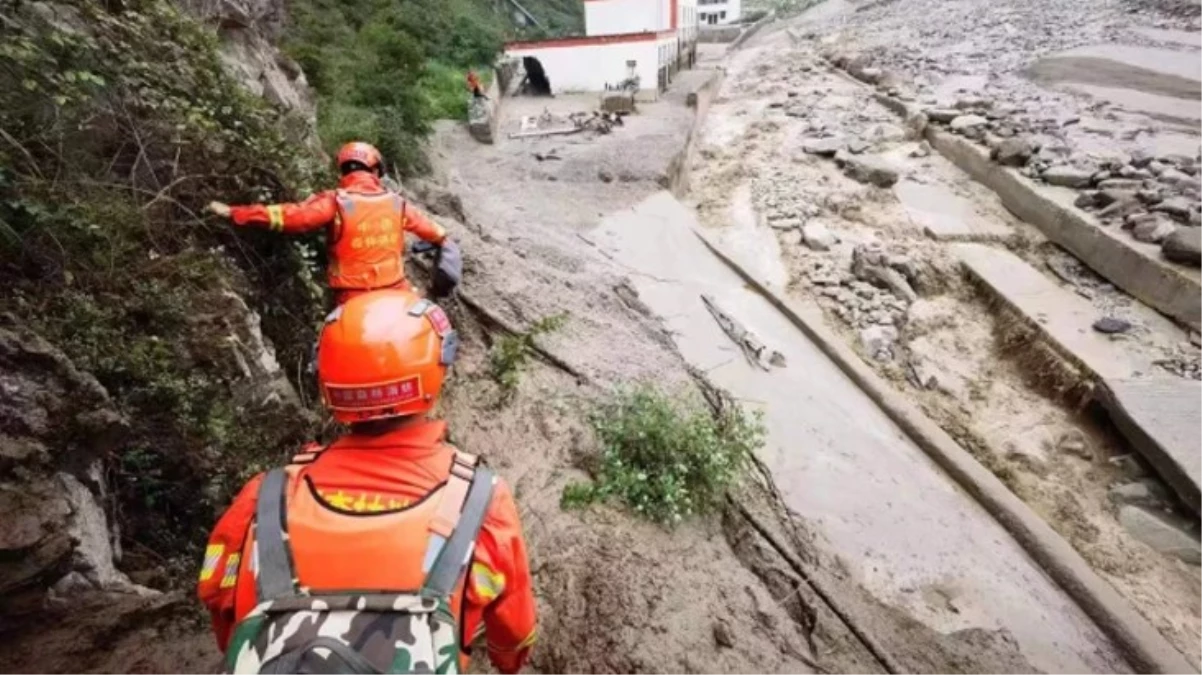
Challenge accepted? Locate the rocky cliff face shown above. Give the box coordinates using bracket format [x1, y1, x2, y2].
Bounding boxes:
[0, 0, 317, 666]
[0, 322, 140, 626]
[181, 0, 319, 142]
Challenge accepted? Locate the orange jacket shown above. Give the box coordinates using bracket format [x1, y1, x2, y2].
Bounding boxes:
[197, 420, 537, 674]
[229, 172, 446, 295]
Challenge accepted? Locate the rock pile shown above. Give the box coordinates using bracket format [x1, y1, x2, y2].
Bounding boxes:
[918, 96, 1202, 268]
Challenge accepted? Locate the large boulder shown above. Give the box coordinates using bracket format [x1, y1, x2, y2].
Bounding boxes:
[1162, 227, 1202, 267]
[468, 96, 497, 144]
[837, 152, 900, 188]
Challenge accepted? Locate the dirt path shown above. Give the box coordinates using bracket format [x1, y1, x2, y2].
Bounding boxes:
[685, 4, 1200, 669]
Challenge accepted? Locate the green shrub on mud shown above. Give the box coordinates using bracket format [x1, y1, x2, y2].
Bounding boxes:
[0, 0, 325, 571]
[489, 312, 568, 399]
[562, 385, 764, 526]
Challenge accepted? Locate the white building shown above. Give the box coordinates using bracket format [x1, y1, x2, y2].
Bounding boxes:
[698, 0, 740, 25]
[503, 0, 699, 97]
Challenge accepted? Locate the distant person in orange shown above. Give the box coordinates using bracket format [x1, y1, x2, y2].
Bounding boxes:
[207, 142, 461, 304]
[467, 69, 487, 99]
[198, 289, 537, 674]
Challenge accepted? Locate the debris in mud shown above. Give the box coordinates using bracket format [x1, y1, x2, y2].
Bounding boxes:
[712, 621, 736, 649]
[992, 135, 1039, 167]
[1118, 505, 1202, 565]
[1054, 430, 1092, 460]
[1109, 480, 1170, 508]
[701, 294, 786, 371]
[859, 325, 898, 361]
[835, 151, 900, 188]
[801, 221, 839, 251]
[851, 243, 917, 303]
[1092, 317, 1132, 334]
[802, 136, 846, 157]
[1042, 165, 1094, 188]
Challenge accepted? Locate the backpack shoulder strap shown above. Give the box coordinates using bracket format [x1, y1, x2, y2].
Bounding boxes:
[290, 443, 328, 466]
[255, 467, 299, 601]
[421, 450, 496, 598]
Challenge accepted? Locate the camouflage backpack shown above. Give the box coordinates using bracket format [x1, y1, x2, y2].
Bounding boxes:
[224, 453, 496, 674]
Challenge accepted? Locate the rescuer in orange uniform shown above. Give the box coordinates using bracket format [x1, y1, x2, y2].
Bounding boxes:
[207, 142, 461, 304]
[197, 290, 536, 673]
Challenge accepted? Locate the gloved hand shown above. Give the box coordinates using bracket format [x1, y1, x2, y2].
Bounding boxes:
[430, 239, 462, 299]
[207, 201, 232, 218]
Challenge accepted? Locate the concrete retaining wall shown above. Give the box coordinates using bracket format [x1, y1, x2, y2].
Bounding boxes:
[667, 67, 726, 195]
[928, 130, 1201, 330]
[730, 12, 774, 50]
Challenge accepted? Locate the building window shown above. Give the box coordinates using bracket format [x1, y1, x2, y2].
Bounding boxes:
[719, 11, 726, 19]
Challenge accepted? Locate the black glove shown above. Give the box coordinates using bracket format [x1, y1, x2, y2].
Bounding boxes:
[430, 239, 462, 298]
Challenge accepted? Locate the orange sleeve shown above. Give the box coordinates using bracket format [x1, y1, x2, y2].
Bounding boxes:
[197, 473, 264, 652]
[467, 479, 537, 674]
[402, 202, 447, 244]
[229, 191, 337, 234]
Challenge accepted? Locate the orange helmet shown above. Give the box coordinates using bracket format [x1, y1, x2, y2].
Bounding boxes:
[335, 141, 383, 173]
[317, 289, 458, 423]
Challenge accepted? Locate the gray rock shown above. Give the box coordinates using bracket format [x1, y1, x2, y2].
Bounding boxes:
[1042, 165, 1094, 188]
[1098, 193, 1144, 221]
[949, 114, 988, 132]
[1162, 227, 1202, 267]
[1091, 170, 1113, 185]
[1160, 167, 1197, 188]
[1097, 178, 1145, 192]
[1109, 480, 1169, 507]
[1136, 189, 1163, 205]
[1093, 317, 1132, 334]
[925, 108, 961, 123]
[1130, 149, 1154, 168]
[993, 136, 1039, 167]
[1117, 505, 1200, 564]
[857, 66, 882, 83]
[840, 154, 900, 188]
[1074, 191, 1100, 209]
[1119, 165, 1153, 180]
[1097, 189, 1138, 208]
[910, 141, 932, 158]
[859, 325, 899, 361]
[1056, 430, 1091, 459]
[1132, 214, 1177, 243]
[1146, 160, 1167, 176]
[1192, 210, 1201, 228]
[712, 621, 735, 648]
[768, 217, 802, 231]
[1129, 213, 1177, 242]
[802, 222, 838, 251]
[1152, 196, 1193, 220]
[802, 136, 845, 157]
[847, 138, 871, 155]
[954, 96, 992, 110]
[1125, 212, 1157, 230]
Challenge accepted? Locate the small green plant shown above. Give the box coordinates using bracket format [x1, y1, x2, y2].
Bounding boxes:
[489, 313, 567, 397]
[562, 385, 764, 526]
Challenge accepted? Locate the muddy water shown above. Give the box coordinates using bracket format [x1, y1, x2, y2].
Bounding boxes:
[592, 190, 1128, 673]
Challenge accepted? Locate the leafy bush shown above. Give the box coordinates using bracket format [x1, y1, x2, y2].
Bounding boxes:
[0, 0, 324, 566]
[563, 385, 764, 525]
[489, 313, 568, 398]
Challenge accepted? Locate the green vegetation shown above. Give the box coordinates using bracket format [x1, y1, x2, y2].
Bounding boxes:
[489, 312, 568, 398]
[285, 0, 506, 174]
[0, 0, 323, 564]
[562, 385, 764, 526]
